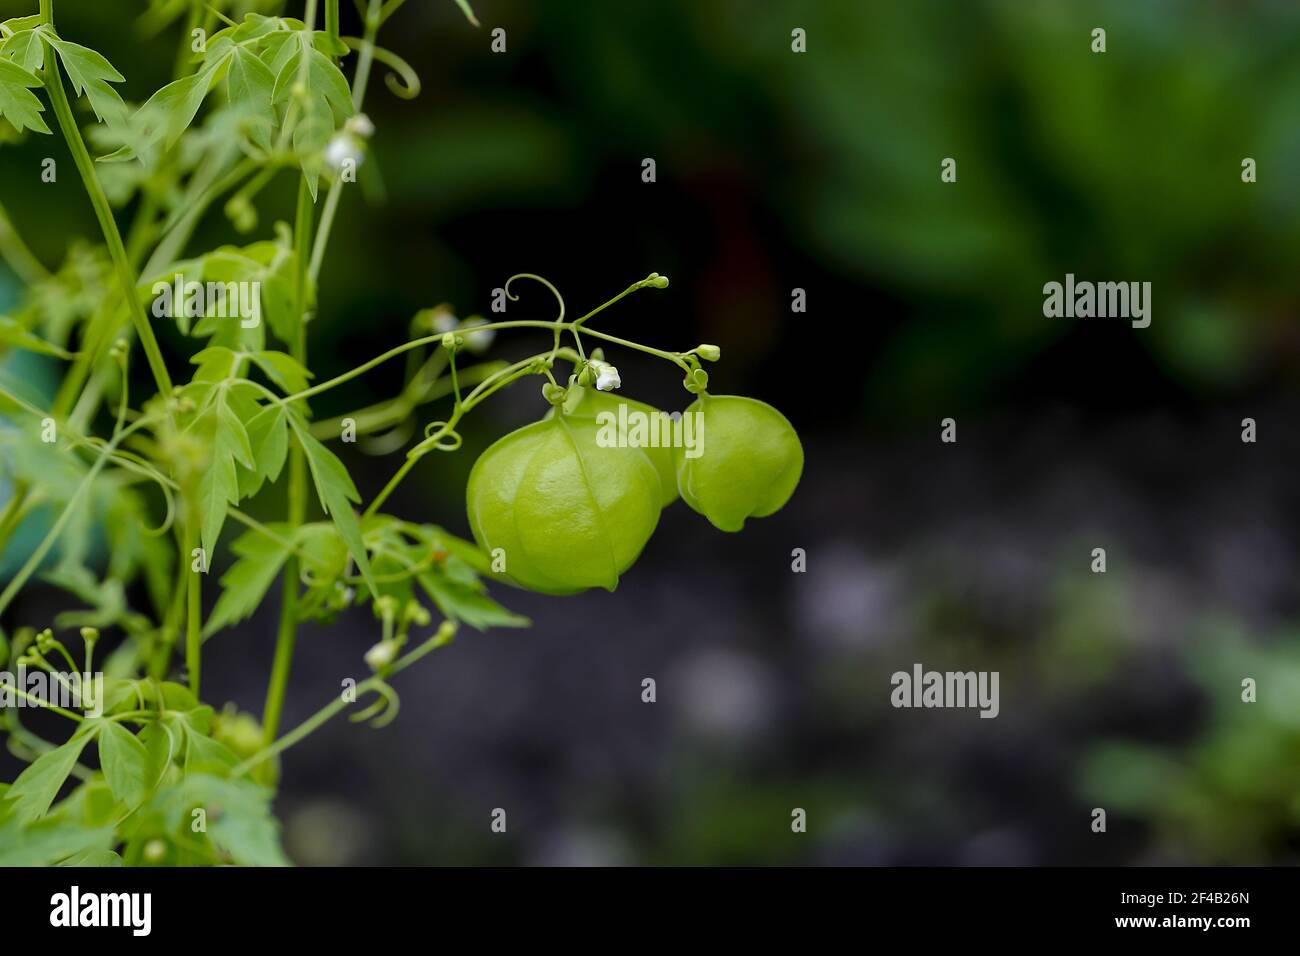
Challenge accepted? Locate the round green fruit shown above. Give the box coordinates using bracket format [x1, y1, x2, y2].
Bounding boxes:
[466, 415, 662, 594]
[675, 394, 803, 532]
[549, 385, 678, 507]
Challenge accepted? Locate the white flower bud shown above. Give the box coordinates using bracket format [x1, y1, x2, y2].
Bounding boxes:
[460, 317, 496, 354]
[346, 113, 375, 138]
[324, 133, 364, 171]
[365, 640, 397, 670]
[591, 360, 621, 391]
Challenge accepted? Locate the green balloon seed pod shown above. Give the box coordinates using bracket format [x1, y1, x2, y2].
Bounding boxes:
[466, 415, 663, 594]
[547, 384, 679, 507]
[675, 394, 803, 532]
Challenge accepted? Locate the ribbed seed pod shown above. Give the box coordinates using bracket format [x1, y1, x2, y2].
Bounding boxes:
[675, 394, 803, 532]
[466, 415, 662, 594]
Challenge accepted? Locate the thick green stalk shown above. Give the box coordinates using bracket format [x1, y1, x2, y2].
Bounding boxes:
[260, 177, 314, 749]
[184, 514, 201, 696]
[40, 19, 173, 403]
[325, 0, 340, 54]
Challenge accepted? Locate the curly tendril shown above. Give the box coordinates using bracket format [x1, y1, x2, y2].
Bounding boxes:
[504, 273, 567, 323]
[103, 448, 178, 538]
[422, 420, 463, 449]
[350, 681, 400, 728]
[342, 38, 422, 99]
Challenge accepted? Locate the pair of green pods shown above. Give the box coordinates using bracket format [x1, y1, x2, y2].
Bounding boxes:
[466, 388, 803, 594]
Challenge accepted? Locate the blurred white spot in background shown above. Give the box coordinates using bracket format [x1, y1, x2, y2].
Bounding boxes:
[528, 825, 633, 867]
[794, 542, 904, 651]
[673, 648, 776, 745]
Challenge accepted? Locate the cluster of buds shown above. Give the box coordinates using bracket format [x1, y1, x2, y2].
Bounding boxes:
[364, 597, 436, 672]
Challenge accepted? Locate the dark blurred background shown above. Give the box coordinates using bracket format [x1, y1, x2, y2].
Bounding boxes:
[2, 0, 1300, 864]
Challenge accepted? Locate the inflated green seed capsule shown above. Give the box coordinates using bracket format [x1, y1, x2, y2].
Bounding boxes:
[675, 394, 803, 532]
[546, 385, 678, 507]
[466, 415, 662, 594]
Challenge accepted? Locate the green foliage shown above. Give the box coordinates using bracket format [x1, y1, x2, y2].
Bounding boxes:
[1080, 628, 1300, 863]
[0, 0, 795, 867]
[0, 58, 50, 134]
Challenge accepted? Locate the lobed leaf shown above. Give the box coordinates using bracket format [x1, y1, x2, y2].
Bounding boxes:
[44, 34, 128, 129]
[204, 524, 292, 638]
[0, 57, 50, 134]
[288, 415, 376, 594]
[4, 729, 97, 824]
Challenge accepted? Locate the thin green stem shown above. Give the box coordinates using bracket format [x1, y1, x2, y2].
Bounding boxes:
[0, 415, 152, 620]
[0, 479, 32, 558]
[6, 686, 84, 722]
[235, 622, 456, 777]
[308, 0, 381, 284]
[281, 321, 563, 405]
[0, 201, 50, 284]
[578, 326, 692, 371]
[363, 453, 418, 519]
[361, 351, 556, 517]
[307, 357, 502, 440]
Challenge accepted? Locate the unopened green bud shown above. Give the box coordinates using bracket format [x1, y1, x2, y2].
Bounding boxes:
[404, 602, 432, 627]
[373, 595, 399, 620]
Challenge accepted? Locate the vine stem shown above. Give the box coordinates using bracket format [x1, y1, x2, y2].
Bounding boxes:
[235, 622, 456, 778]
[260, 177, 314, 753]
[6, 686, 83, 722]
[360, 349, 563, 517]
[309, 0, 380, 288]
[281, 321, 564, 405]
[184, 513, 201, 696]
[0, 201, 49, 284]
[39, 1, 173, 402]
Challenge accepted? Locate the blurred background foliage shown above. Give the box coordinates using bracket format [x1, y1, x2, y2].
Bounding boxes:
[0, 0, 1297, 864]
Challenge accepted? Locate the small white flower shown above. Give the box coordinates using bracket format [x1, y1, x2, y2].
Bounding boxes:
[364, 640, 397, 670]
[324, 133, 364, 172]
[432, 312, 458, 335]
[592, 360, 621, 391]
[346, 113, 375, 138]
[460, 317, 496, 354]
